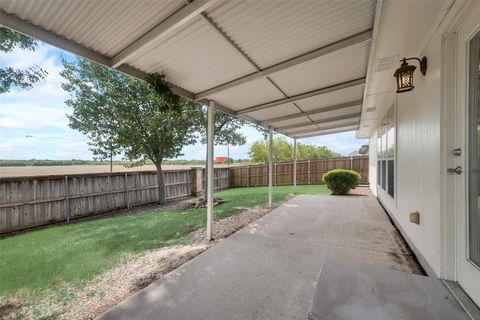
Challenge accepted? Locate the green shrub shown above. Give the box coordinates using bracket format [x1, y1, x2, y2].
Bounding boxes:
[322, 169, 361, 195]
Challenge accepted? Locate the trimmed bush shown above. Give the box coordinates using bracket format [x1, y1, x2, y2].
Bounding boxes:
[322, 169, 361, 195]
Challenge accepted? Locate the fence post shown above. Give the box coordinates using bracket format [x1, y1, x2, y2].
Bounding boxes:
[191, 167, 204, 197]
[64, 175, 70, 223]
[163, 172, 167, 201]
[246, 165, 250, 187]
[33, 180, 37, 221]
[350, 156, 353, 170]
[186, 170, 191, 197]
[274, 163, 277, 186]
[307, 160, 311, 185]
[124, 172, 130, 209]
[227, 168, 230, 189]
[293, 138, 297, 187]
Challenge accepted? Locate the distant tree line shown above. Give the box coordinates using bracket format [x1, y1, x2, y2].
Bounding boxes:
[0, 159, 102, 167]
[0, 159, 252, 167]
[249, 138, 340, 163]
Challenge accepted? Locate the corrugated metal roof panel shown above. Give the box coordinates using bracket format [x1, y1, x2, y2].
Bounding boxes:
[207, 78, 284, 111]
[270, 116, 312, 128]
[246, 103, 298, 122]
[295, 85, 364, 112]
[269, 42, 370, 96]
[127, 17, 256, 93]
[284, 117, 360, 133]
[207, 0, 375, 68]
[318, 117, 361, 128]
[283, 124, 319, 134]
[295, 124, 359, 138]
[0, 0, 376, 138]
[1, 0, 185, 57]
[308, 106, 362, 121]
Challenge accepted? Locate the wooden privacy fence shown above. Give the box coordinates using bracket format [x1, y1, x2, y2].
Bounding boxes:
[0, 157, 368, 234]
[229, 156, 369, 187]
[0, 168, 229, 234]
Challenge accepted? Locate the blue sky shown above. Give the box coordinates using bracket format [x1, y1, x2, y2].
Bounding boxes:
[0, 41, 367, 160]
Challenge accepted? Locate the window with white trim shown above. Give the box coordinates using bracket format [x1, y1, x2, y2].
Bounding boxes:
[377, 105, 395, 198]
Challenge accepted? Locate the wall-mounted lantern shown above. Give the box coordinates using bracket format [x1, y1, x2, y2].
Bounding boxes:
[393, 57, 427, 93]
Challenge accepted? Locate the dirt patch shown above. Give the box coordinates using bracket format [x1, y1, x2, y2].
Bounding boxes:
[348, 186, 373, 196]
[5, 197, 287, 320]
[193, 205, 275, 241]
[0, 299, 21, 319]
[190, 197, 225, 208]
[389, 227, 424, 275]
[61, 244, 209, 320]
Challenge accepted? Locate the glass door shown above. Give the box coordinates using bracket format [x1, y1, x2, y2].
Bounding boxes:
[454, 4, 480, 306]
[468, 31, 480, 268]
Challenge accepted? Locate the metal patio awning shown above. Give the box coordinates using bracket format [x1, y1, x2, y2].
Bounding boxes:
[0, 0, 379, 139]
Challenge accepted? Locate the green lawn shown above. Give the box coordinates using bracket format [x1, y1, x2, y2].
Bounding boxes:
[0, 185, 329, 299]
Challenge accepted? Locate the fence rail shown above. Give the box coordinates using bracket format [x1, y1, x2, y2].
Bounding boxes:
[0, 168, 229, 234]
[229, 156, 369, 187]
[0, 157, 367, 234]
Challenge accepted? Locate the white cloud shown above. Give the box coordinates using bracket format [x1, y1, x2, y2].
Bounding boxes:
[1, 57, 69, 101]
[0, 132, 93, 160]
[0, 41, 367, 160]
[0, 43, 50, 68]
[0, 116, 22, 129]
[0, 102, 69, 129]
[0, 43, 72, 132]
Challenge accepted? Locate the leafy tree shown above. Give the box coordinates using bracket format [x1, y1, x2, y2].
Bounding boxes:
[249, 137, 340, 163]
[249, 138, 292, 163]
[197, 112, 247, 199]
[61, 57, 203, 204]
[297, 144, 340, 160]
[0, 27, 47, 93]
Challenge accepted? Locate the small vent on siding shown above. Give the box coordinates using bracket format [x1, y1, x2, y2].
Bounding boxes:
[366, 107, 376, 113]
[376, 55, 399, 72]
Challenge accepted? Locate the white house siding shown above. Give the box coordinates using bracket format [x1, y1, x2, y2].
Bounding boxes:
[368, 9, 448, 277]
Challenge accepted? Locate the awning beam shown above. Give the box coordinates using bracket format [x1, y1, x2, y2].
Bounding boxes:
[289, 122, 359, 136]
[195, 30, 372, 100]
[261, 100, 363, 125]
[0, 10, 196, 100]
[111, 0, 220, 68]
[293, 125, 359, 138]
[235, 78, 365, 115]
[277, 112, 361, 130]
[199, 11, 306, 117]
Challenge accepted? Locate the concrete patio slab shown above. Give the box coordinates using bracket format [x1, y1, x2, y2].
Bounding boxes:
[308, 259, 471, 320]
[97, 195, 462, 320]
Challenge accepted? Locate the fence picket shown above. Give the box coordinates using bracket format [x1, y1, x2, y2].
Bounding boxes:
[0, 157, 367, 234]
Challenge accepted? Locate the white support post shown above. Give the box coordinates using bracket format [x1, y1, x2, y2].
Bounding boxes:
[293, 138, 297, 188]
[268, 127, 273, 208]
[207, 100, 215, 241]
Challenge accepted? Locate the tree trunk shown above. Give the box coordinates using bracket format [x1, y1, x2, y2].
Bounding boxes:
[155, 162, 166, 204]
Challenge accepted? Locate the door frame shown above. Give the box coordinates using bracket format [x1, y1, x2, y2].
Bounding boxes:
[442, 0, 480, 306]
[441, 0, 480, 282]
